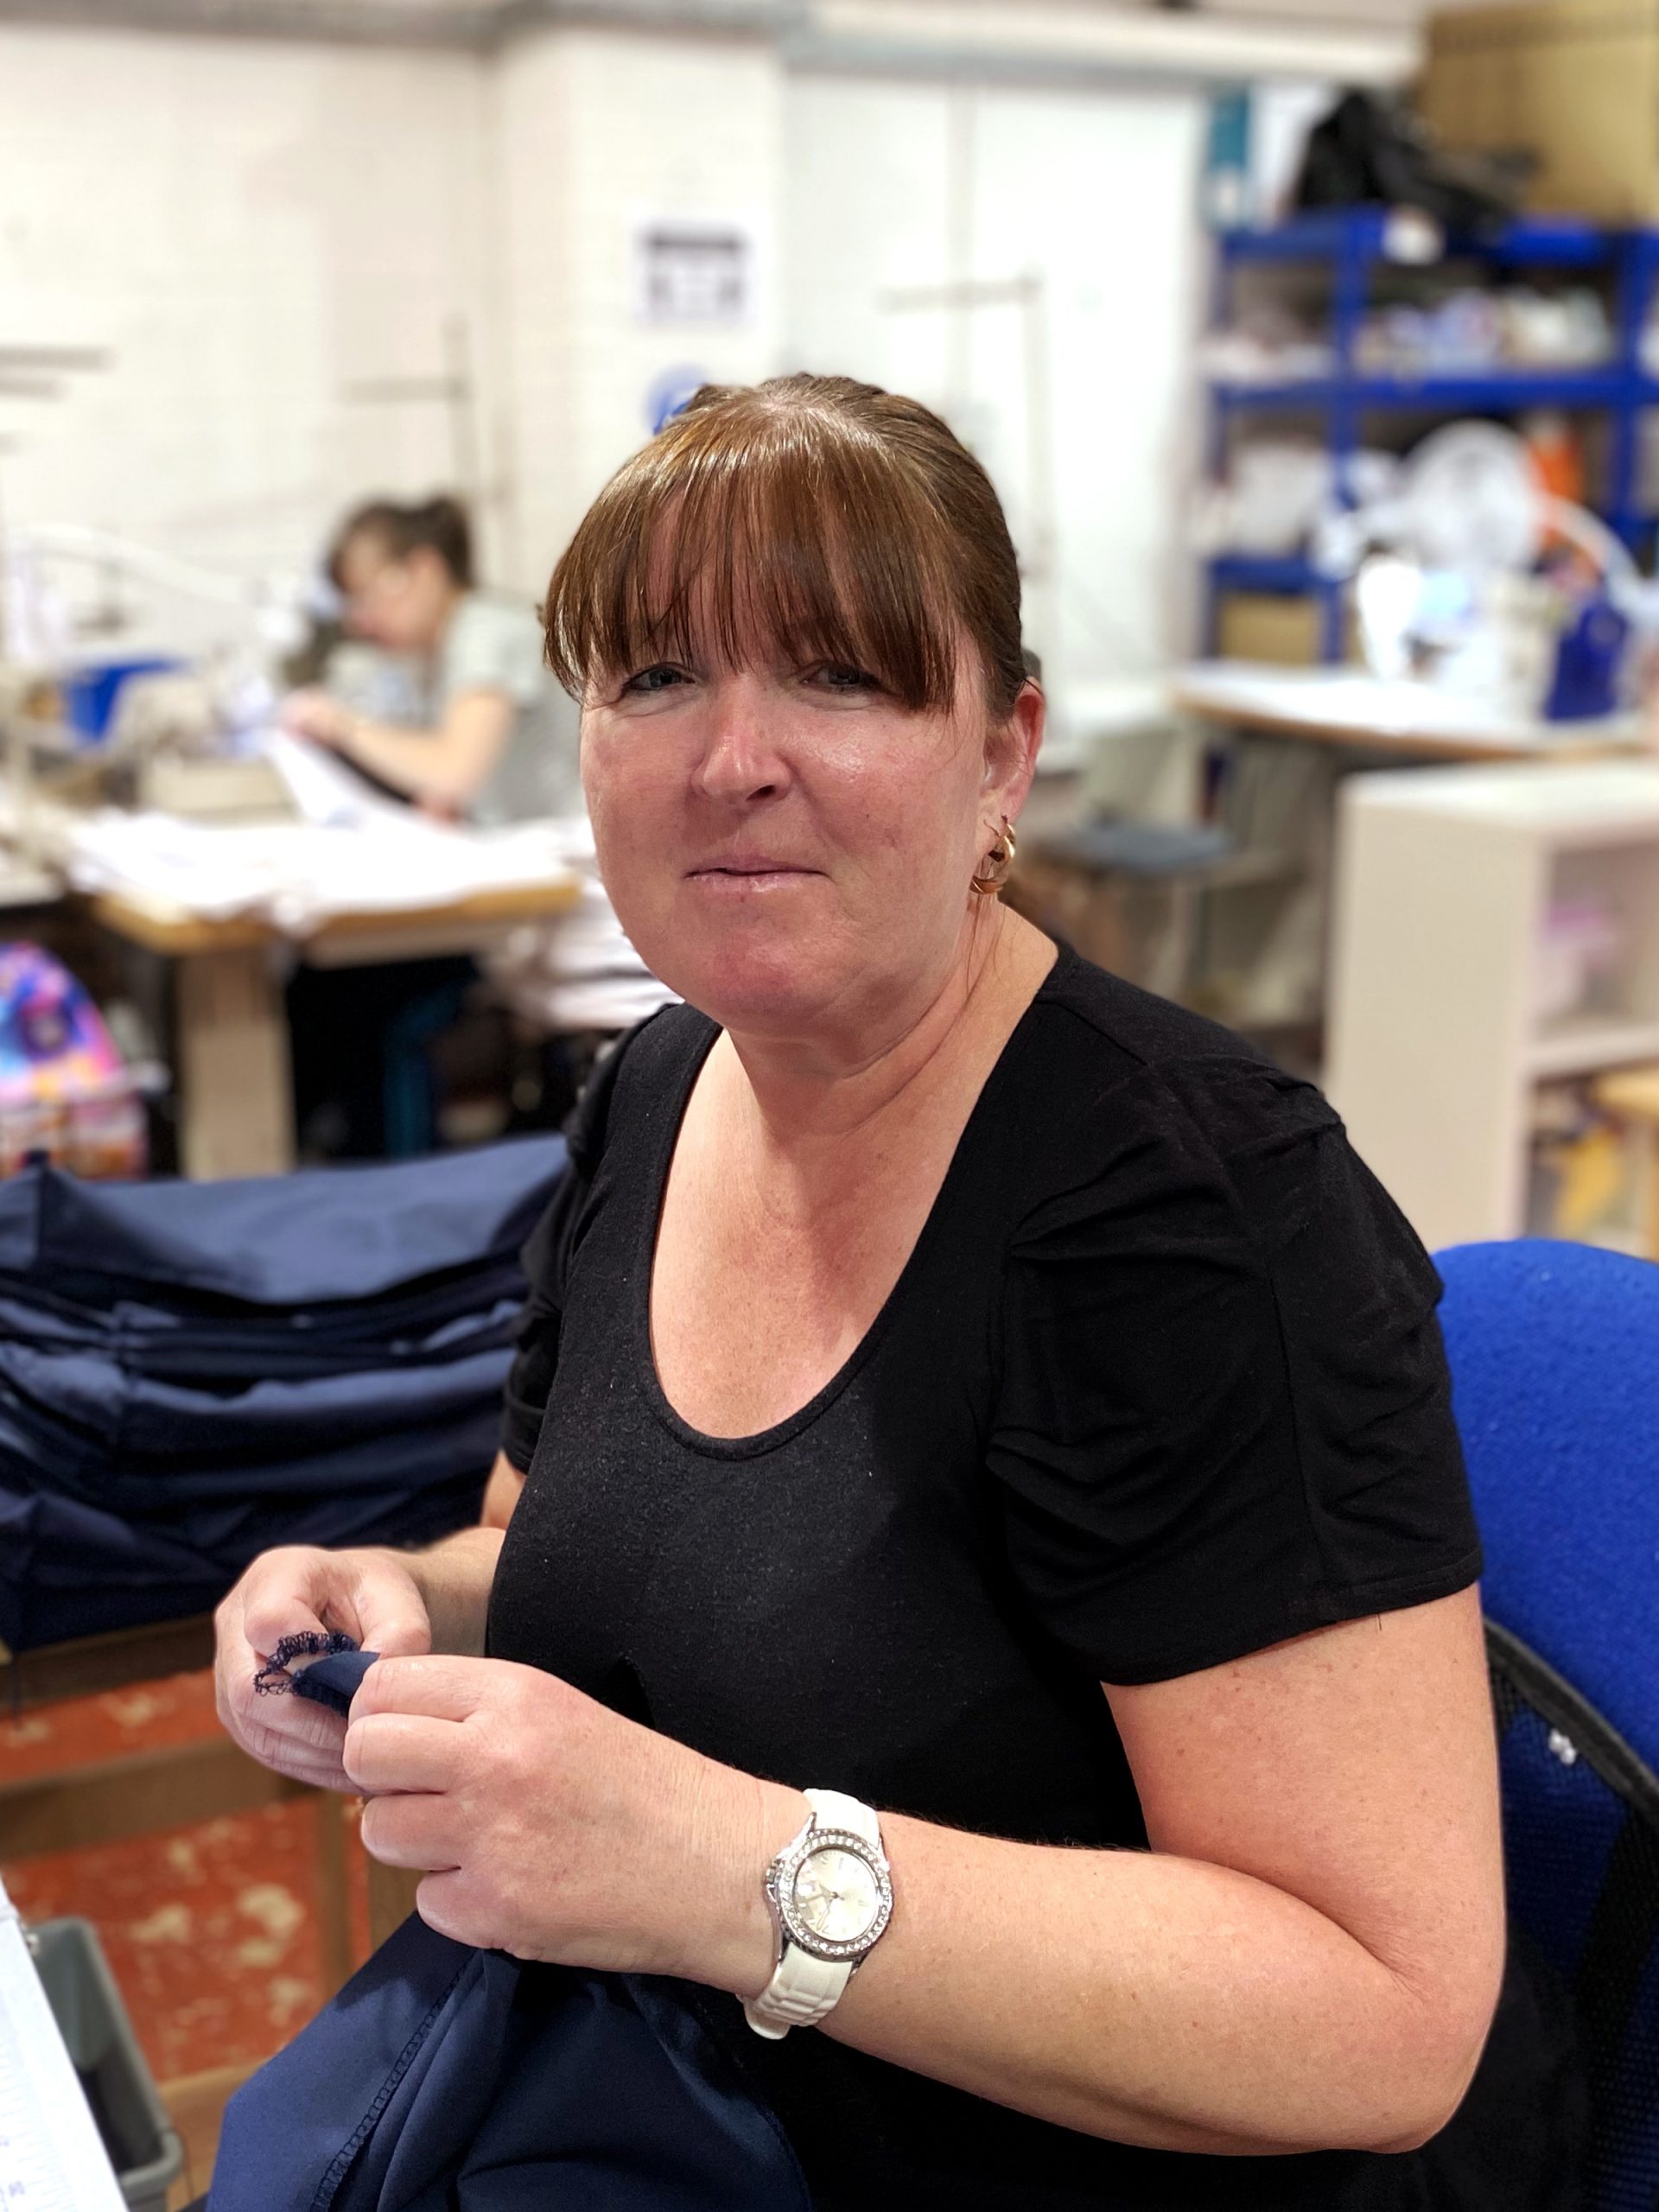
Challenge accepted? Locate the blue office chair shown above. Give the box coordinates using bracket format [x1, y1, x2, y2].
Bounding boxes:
[1439, 1239, 1659, 2212]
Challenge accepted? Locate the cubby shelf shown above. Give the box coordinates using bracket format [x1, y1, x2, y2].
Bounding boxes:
[1203, 214, 1659, 662]
[1327, 760, 1659, 1249]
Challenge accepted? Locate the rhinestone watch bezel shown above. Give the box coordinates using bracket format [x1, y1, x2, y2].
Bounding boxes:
[766, 1823, 894, 1963]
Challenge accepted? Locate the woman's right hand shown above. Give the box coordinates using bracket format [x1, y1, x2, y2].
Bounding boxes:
[214, 1545, 433, 1792]
[279, 688, 356, 748]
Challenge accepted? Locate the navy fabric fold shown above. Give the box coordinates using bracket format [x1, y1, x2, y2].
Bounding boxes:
[290, 1646, 380, 1717]
[208, 1911, 810, 2212]
[0, 1140, 567, 1649]
[0, 1140, 564, 1304]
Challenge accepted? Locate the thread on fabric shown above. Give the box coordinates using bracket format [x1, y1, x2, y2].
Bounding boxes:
[253, 1630, 360, 1698]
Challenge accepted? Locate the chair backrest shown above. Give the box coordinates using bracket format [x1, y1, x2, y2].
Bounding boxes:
[1437, 1239, 1659, 1775]
[1439, 1241, 1659, 2210]
[1486, 1622, 1659, 2211]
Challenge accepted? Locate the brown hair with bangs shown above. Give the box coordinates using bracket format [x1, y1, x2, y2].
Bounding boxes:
[542, 374, 1027, 720]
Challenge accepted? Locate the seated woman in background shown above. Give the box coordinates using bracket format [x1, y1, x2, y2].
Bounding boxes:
[283, 493, 581, 823]
[280, 496, 582, 1157]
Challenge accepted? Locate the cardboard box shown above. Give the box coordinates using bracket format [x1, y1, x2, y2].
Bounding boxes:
[1421, 1, 1659, 222]
[1217, 590, 1329, 666]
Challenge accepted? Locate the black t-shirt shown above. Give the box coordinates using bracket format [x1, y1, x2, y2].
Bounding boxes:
[487, 946, 1484, 2209]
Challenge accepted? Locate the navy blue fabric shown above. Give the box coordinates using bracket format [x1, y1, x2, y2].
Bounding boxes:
[1437, 1239, 1659, 1770]
[1497, 1690, 1627, 1989]
[291, 1646, 380, 1718]
[1485, 1642, 1657, 2211]
[0, 1140, 563, 1303]
[1612, 1936, 1659, 2196]
[208, 1909, 810, 2212]
[0, 1140, 566, 1650]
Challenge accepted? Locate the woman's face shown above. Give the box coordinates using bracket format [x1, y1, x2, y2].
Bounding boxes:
[335, 537, 455, 654]
[581, 620, 1041, 1047]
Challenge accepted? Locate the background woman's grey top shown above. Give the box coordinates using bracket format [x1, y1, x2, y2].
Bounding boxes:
[431, 590, 583, 825]
[327, 589, 582, 824]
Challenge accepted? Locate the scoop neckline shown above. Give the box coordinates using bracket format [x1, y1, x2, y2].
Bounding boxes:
[632, 947, 1069, 1460]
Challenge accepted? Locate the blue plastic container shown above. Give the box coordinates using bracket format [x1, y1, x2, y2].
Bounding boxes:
[61, 657, 183, 743]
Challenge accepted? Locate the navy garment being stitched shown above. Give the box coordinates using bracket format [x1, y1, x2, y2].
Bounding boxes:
[215, 1637, 809, 2209]
[207, 1909, 810, 2212]
[290, 1645, 381, 1718]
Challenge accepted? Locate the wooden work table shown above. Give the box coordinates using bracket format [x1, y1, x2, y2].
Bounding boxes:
[86, 875, 581, 1181]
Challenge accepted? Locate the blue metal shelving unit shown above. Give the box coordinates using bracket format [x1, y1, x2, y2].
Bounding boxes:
[1203, 212, 1659, 663]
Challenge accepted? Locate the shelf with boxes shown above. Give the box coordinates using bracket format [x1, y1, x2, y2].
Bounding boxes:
[1421, 1, 1659, 234]
[1200, 213, 1659, 664]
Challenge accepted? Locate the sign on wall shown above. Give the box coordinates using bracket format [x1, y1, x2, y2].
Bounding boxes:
[635, 219, 758, 326]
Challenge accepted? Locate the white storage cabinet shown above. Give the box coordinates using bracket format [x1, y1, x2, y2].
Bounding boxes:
[1326, 760, 1659, 1251]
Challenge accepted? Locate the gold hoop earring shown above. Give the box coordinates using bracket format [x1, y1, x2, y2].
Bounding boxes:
[970, 817, 1017, 898]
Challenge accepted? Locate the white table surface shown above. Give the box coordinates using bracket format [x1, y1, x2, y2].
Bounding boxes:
[1172, 662, 1646, 757]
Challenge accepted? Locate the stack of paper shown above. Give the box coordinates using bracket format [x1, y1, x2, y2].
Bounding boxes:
[484, 815, 680, 1033]
[63, 805, 575, 935]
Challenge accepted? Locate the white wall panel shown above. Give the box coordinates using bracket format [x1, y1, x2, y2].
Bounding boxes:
[0, 27, 493, 641]
[785, 72, 1205, 741]
[494, 26, 783, 596]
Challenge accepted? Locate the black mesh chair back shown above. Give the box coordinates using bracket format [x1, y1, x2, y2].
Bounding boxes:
[1489, 1621, 1659, 2210]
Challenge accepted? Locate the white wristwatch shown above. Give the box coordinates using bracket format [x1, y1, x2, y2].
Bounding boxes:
[743, 1789, 893, 2041]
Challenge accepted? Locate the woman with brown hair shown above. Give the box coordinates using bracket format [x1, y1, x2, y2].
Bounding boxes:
[283, 493, 580, 824]
[280, 494, 587, 1157]
[215, 376, 1522, 2206]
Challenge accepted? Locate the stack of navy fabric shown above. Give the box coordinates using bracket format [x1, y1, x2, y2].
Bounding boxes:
[0, 1137, 565, 1653]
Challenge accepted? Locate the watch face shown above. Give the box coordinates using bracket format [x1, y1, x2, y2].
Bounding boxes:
[789, 1844, 882, 1947]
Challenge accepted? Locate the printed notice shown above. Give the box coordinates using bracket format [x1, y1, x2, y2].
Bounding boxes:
[636, 219, 757, 325]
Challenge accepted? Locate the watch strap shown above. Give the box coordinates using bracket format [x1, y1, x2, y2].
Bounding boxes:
[804, 1788, 880, 1847]
[742, 1789, 883, 2042]
[742, 1945, 851, 2040]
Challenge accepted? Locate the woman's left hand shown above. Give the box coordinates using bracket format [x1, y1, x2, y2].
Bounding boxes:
[344, 1655, 793, 1990]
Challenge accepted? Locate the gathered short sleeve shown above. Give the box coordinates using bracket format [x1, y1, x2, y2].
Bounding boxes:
[986, 1057, 1482, 1685]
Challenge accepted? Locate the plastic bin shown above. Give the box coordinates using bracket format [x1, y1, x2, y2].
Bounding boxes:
[60, 656, 183, 742]
[29, 1916, 185, 2211]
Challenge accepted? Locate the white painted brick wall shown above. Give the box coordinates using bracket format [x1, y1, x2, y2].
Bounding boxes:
[0, 15, 1202, 712]
[0, 26, 495, 645]
[493, 26, 782, 600]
